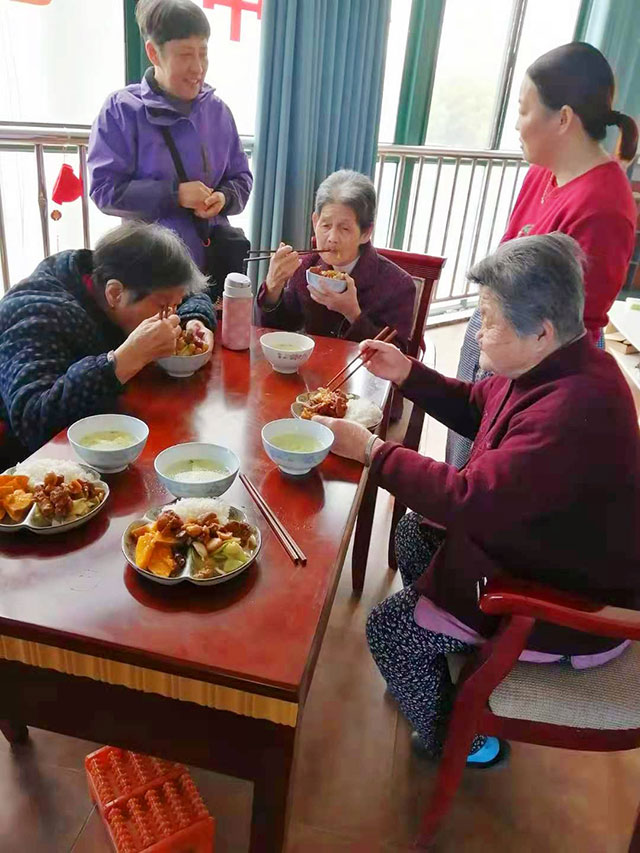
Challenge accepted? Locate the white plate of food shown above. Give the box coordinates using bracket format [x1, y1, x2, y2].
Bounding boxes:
[291, 388, 383, 430]
[0, 458, 109, 535]
[122, 497, 261, 586]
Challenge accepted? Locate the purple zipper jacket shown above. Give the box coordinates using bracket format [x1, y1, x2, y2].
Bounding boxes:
[88, 72, 252, 269]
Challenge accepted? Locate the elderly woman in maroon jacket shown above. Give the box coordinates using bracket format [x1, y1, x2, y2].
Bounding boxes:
[314, 233, 640, 768]
[255, 170, 416, 350]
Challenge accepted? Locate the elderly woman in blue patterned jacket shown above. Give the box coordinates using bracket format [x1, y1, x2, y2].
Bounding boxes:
[0, 221, 215, 465]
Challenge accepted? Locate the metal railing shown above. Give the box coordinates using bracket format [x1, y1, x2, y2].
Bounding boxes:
[0, 122, 254, 292]
[0, 124, 525, 308]
[373, 144, 527, 311]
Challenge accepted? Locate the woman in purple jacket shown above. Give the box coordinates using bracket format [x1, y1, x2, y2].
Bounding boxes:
[314, 233, 640, 767]
[256, 170, 416, 352]
[88, 0, 252, 276]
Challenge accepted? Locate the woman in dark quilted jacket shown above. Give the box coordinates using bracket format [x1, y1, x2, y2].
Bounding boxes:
[0, 221, 216, 465]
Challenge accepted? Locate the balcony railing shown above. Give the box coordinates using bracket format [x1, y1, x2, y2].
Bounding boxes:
[0, 123, 525, 308]
[0, 122, 254, 292]
[373, 144, 527, 312]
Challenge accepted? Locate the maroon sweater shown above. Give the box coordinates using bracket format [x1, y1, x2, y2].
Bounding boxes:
[372, 335, 640, 654]
[255, 242, 416, 350]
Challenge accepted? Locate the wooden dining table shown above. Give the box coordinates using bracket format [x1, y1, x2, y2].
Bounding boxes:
[0, 328, 389, 852]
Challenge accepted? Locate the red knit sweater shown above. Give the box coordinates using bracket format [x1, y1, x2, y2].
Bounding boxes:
[371, 335, 640, 654]
[503, 161, 636, 339]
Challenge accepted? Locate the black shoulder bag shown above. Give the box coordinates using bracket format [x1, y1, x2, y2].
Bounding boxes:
[160, 127, 250, 301]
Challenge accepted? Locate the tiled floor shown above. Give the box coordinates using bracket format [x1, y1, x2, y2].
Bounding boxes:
[1, 322, 639, 852]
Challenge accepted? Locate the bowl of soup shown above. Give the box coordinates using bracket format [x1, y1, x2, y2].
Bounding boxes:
[262, 418, 334, 476]
[260, 332, 315, 374]
[67, 414, 149, 473]
[154, 442, 240, 498]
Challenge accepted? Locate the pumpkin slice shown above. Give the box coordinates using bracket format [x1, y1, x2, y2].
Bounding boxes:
[3, 489, 34, 522]
[134, 531, 158, 570]
[147, 543, 175, 577]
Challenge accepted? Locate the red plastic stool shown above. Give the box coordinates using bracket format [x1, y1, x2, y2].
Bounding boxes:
[85, 746, 215, 852]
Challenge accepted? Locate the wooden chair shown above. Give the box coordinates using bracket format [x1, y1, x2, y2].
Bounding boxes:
[351, 249, 445, 593]
[417, 576, 640, 849]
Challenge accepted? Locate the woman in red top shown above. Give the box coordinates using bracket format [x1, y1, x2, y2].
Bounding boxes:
[448, 42, 638, 468]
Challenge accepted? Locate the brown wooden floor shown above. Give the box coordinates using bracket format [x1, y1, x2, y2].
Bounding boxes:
[1, 323, 639, 852]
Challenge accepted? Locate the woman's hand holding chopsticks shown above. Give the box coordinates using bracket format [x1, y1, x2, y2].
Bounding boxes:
[358, 338, 412, 386]
[262, 243, 302, 307]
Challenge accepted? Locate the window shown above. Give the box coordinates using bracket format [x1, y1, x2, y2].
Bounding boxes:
[0, 0, 125, 285]
[0, 0, 124, 124]
[499, 0, 582, 150]
[425, 0, 514, 149]
[199, 2, 262, 235]
[200, 2, 262, 137]
[377, 0, 412, 144]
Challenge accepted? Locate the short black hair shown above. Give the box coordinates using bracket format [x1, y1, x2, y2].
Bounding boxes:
[92, 221, 208, 302]
[135, 0, 210, 45]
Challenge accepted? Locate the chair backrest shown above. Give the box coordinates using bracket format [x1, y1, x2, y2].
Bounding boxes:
[375, 248, 446, 358]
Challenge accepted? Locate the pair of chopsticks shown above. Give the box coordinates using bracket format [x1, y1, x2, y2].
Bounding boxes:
[240, 473, 307, 565]
[158, 305, 175, 320]
[325, 326, 398, 393]
[244, 247, 333, 264]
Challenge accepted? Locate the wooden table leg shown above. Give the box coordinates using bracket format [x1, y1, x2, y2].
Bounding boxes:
[249, 725, 297, 853]
[0, 719, 29, 745]
[352, 476, 378, 594]
[0, 660, 300, 852]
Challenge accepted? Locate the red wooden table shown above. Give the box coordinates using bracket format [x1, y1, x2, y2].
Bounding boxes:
[0, 329, 389, 852]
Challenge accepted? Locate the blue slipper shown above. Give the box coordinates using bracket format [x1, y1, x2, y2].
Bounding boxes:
[466, 736, 509, 768]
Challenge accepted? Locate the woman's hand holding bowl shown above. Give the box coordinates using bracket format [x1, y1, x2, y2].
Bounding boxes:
[113, 311, 181, 383]
[185, 318, 214, 353]
[360, 339, 412, 386]
[311, 415, 379, 463]
[264, 243, 301, 304]
[308, 273, 361, 323]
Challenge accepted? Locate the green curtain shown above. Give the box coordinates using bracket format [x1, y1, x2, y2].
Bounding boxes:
[574, 0, 640, 150]
[394, 0, 446, 146]
[391, 0, 446, 247]
[124, 0, 150, 85]
[250, 0, 391, 276]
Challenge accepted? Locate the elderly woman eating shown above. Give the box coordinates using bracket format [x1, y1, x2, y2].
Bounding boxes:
[0, 222, 215, 466]
[314, 233, 640, 768]
[255, 169, 416, 351]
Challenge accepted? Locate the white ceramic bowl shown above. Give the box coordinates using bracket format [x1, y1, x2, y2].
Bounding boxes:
[260, 332, 315, 374]
[262, 418, 334, 476]
[67, 414, 148, 473]
[156, 347, 212, 378]
[306, 267, 347, 293]
[154, 442, 240, 498]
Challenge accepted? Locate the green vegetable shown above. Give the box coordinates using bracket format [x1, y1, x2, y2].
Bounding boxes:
[214, 540, 249, 573]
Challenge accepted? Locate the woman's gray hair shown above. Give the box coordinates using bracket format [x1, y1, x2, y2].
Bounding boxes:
[468, 232, 586, 344]
[93, 221, 209, 302]
[314, 170, 376, 231]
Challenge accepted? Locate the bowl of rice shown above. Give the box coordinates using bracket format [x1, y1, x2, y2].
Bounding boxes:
[68, 414, 148, 474]
[306, 267, 348, 294]
[154, 442, 240, 498]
